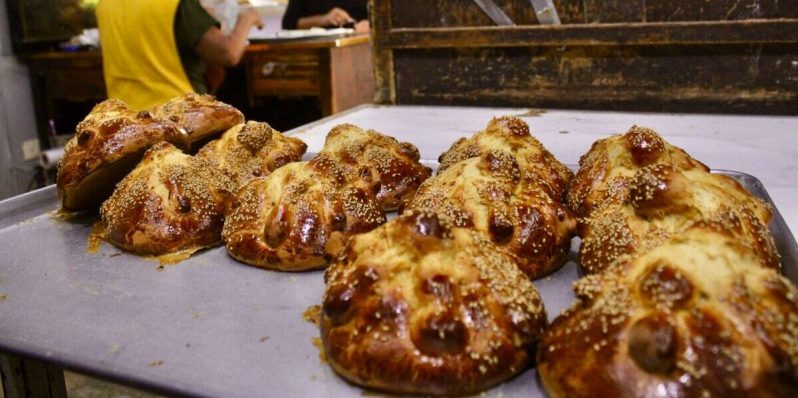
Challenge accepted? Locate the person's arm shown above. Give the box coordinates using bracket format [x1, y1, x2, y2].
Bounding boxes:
[195, 7, 264, 67]
[297, 7, 353, 29]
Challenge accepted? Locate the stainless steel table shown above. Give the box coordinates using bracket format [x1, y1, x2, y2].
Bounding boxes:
[1, 105, 796, 397]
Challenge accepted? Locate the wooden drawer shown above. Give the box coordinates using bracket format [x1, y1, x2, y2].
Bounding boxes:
[247, 50, 320, 97]
[45, 67, 106, 101]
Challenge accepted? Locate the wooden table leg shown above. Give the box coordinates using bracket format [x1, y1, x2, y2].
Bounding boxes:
[0, 353, 67, 398]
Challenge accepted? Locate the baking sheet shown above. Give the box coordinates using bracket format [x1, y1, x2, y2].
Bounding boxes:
[0, 167, 794, 397]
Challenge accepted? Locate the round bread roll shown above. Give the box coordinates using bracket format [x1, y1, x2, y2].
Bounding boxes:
[100, 142, 236, 255]
[538, 225, 798, 398]
[567, 125, 707, 219]
[151, 93, 244, 149]
[222, 157, 385, 271]
[579, 163, 779, 274]
[196, 121, 307, 186]
[438, 115, 572, 201]
[405, 150, 576, 279]
[318, 124, 431, 211]
[321, 210, 547, 396]
[57, 99, 188, 211]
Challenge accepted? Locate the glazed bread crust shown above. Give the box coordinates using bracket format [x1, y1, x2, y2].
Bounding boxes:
[57, 99, 189, 211]
[222, 158, 386, 271]
[321, 211, 547, 396]
[222, 124, 430, 270]
[538, 225, 798, 398]
[405, 151, 576, 279]
[566, 125, 707, 220]
[319, 124, 431, 211]
[196, 121, 307, 186]
[100, 142, 236, 255]
[152, 93, 244, 148]
[579, 163, 778, 274]
[438, 116, 573, 201]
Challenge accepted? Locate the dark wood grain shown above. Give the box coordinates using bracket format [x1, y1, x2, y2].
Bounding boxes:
[377, 20, 798, 49]
[645, 0, 798, 22]
[585, 0, 645, 23]
[392, 44, 798, 114]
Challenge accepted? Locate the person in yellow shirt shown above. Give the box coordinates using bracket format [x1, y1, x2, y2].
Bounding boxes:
[96, 0, 264, 110]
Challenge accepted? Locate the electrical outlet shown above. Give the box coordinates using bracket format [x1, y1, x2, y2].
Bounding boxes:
[22, 139, 41, 161]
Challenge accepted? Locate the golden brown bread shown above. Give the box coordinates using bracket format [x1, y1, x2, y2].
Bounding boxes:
[567, 125, 707, 219]
[321, 211, 547, 396]
[538, 225, 798, 398]
[151, 93, 244, 149]
[196, 121, 307, 186]
[222, 124, 430, 270]
[222, 157, 386, 271]
[579, 163, 779, 274]
[438, 116, 573, 201]
[318, 124, 431, 211]
[405, 150, 576, 279]
[57, 99, 189, 211]
[100, 142, 236, 255]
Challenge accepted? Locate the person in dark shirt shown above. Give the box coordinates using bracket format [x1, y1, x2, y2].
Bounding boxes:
[281, 0, 369, 33]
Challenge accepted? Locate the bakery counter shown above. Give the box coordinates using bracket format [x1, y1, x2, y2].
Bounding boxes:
[0, 105, 796, 397]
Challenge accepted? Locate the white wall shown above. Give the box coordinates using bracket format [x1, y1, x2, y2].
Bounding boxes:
[0, 0, 39, 200]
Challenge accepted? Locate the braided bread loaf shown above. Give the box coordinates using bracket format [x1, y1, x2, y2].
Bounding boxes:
[405, 150, 575, 279]
[567, 125, 707, 220]
[321, 211, 547, 396]
[100, 142, 236, 255]
[318, 124, 431, 211]
[152, 93, 244, 149]
[439, 116, 572, 201]
[223, 125, 430, 270]
[57, 99, 188, 211]
[196, 121, 307, 186]
[222, 158, 385, 271]
[538, 225, 798, 398]
[579, 163, 779, 274]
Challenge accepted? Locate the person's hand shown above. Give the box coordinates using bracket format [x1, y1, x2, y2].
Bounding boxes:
[239, 7, 265, 29]
[323, 7, 354, 27]
[354, 20, 370, 34]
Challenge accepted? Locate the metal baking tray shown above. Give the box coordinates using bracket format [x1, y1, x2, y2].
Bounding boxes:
[0, 169, 794, 397]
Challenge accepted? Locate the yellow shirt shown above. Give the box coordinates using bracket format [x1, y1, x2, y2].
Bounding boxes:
[96, 0, 194, 110]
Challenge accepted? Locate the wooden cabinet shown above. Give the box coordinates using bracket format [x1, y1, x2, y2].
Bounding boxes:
[244, 35, 375, 116]
[372, 0, 798, 114]
[25, 51, 106, 149]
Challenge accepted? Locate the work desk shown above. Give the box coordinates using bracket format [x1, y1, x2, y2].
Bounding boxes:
[243, 34, 374, 116]
[24, 34, 374, 147]
[0, 105, 796, 397]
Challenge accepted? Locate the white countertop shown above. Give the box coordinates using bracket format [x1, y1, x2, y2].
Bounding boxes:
[289, 104, 798, 236]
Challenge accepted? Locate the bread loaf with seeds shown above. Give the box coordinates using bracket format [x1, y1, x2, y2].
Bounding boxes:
[57, 99, 189, 211]
[578, 163, 778, 274]
[100, 142, 236, 255]
[567, 125, 707, 220]
[321, 211, 547, 396]
[222, 158, 386, 271]
[438, 116, 572, 201]
[538, 225, 798, 398]
[222, 124, 430, 270]
[317, 124, 431, 211]
[152, 93, 244, 149]
[196, 121, 307, 186]
[405, 150, 576, 279]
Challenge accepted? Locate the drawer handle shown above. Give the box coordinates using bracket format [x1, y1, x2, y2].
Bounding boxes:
[260, 61, 317, 77]
[261, 62, 278, 77]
